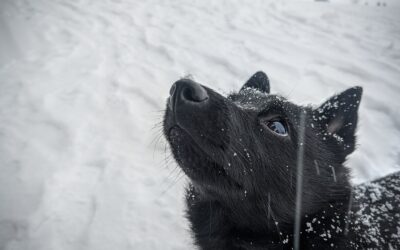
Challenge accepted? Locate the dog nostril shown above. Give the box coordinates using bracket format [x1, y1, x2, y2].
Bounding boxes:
[169, 83, 177, 97]
[169, 79, 209, 111]
[181, 85, 208, 102]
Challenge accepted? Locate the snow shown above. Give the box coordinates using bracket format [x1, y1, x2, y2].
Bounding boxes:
[0, 0, 399, 249]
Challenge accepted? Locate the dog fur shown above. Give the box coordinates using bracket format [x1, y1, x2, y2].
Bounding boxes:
[163, 71, 400, 249]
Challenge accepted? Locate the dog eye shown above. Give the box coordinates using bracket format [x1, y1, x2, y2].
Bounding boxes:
[264, 119, 288, 136]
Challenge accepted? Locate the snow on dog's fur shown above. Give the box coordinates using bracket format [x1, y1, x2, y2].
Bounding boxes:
[163, 71, 400, 249]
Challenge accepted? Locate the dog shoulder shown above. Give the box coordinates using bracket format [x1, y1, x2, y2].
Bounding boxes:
[352, 171, 400, 248]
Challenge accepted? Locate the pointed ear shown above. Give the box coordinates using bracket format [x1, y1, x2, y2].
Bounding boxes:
[240, 71, 270, 93]
[313, 86, 363, 155]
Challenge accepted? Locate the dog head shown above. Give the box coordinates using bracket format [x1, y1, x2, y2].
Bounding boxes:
[163, 71, 362, 227]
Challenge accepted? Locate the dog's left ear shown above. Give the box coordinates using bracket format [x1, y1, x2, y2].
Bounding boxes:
[240, 71, 270, 93]
[313, 86, 363, 155]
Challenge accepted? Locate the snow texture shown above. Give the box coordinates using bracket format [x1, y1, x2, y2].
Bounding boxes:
[0, 0, 400, 249]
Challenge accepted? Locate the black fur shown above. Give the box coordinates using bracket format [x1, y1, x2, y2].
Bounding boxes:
[163, 72, 400, 249]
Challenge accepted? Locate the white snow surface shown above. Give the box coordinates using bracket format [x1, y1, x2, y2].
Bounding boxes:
[0, 0, 400, 249]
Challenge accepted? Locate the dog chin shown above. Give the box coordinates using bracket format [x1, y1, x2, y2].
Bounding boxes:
[167, 126, 244, 191]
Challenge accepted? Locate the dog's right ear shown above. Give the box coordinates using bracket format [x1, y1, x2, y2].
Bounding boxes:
[240, 71, 270, 93]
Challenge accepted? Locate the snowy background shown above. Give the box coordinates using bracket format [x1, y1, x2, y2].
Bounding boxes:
[1, 0, 400, 249]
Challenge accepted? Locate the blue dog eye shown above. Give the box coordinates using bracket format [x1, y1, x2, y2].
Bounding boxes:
[266, 120, 288, 136]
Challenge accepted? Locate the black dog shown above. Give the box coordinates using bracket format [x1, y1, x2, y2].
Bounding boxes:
[163, 71, 400, 249]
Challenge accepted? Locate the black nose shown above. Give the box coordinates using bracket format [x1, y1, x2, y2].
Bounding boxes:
[169, 79, 208, 110]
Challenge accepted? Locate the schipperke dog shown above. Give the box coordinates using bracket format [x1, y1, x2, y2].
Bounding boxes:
[163, 71, 400, 249]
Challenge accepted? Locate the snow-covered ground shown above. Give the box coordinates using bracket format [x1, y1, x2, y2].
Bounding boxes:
[0, 0, 399, 249]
